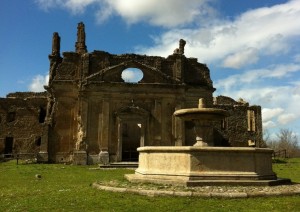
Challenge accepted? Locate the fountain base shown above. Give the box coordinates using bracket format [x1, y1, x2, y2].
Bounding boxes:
[125, 146, 291, 186]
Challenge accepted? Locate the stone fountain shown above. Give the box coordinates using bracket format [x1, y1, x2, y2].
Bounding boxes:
[174, 98, 228, 147]
[125, 99, 289, 186]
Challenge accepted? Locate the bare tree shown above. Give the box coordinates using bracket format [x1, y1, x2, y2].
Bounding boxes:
[275, 129, 299, 157]
[264, 129, 279, 150]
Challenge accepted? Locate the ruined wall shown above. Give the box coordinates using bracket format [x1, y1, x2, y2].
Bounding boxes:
[213, 96, 263, 147]
[0, 22, 263, 165]
[0, 92, 48, 155]
[45, 23, 217, 163]
[46, 82, 79, 163]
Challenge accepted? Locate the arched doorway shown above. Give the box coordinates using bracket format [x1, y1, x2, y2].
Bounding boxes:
[115, 105, 149, 162]
[121, 122, 142, 161]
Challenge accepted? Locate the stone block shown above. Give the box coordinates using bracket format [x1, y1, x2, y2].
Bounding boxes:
[73, 151, 87, 165]
[99, 151, 109, 165]
[37, 151, 48, 163]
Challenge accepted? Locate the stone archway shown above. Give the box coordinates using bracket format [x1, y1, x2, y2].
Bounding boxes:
[115, 105, 149, 162]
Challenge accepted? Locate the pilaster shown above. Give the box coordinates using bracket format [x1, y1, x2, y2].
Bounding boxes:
[99, 99, 110, 164]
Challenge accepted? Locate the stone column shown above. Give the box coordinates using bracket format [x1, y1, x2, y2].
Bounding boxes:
[153, 100, 162, 145]
[75, 22, 87, 54]
[161, 99, 172, 145]
[140, 121, 146, 147]
[174, 104, 185, 146]
[99, 100, 110, 164]
[73, 95, 88, 165]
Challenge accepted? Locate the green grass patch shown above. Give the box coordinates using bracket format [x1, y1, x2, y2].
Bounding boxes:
[273, 157, 300, 183]
[0, 159, 300, 211]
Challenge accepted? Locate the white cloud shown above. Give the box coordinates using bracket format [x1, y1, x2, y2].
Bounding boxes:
[262, 108, 284, 122]
[36, 0, 215, 27]
[277, 113, 298, 125]
[105, 0, 216, 27]
[35, 0, 97, 14]
[35, 0, 300, 63]
[28, 74, 49, 92]
[263, 120, 276, 129]
[294, 54, 300, 63]
[222, 48, 259, 69]
[214, 63, 300, 94]
[137, 0, 300, 68]
[35, 0, 300, 66]
[215, 62, 300, 130]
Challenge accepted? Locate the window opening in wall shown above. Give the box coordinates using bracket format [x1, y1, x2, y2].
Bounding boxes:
[4, 137, 14, 156]
[7, 112, 16, 122]
[248, 139, 256, 147]
[35, 137, 42, 146]
[121, 68, 143, 83]
[221, 118, 227, 130]
[39, 107, 47, 123]
[247, 110, 256, 132]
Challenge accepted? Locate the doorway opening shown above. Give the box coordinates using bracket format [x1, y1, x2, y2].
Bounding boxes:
[4, 137, 14, 157]
[121, 122, 141, 161]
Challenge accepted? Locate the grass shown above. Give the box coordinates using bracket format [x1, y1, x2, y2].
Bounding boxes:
[273, 158, 300, 183]
[0, 159, 299, 212]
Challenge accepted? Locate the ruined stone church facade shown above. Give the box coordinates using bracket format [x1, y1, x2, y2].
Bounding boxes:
[0, 23, 262, 164]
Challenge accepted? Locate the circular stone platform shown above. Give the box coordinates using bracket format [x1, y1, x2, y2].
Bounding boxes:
[92, 182, 300, 198]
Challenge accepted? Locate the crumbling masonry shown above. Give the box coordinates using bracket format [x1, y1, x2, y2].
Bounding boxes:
[0, 22, 262, 164]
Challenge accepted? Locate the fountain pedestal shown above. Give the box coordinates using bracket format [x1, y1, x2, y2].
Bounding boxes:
[193, 121, 213, 146]
[173, 98, 228, 147]
[125, 98, 290, 186]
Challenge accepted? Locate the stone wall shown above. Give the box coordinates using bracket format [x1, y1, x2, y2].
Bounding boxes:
[0, 92, 48, 156]
[214, 96, 263, 147]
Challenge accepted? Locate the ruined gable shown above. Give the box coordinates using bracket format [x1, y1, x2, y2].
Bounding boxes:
[0, 22, 263, 164]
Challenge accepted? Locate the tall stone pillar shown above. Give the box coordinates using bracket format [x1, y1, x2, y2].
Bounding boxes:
[73, 94, 88, 165]
[99, 100, 110, 164]
[51, 32, 60, 57]
[75, 22, 87, 54]
[153, 100, 162, 145]
[174, 103, 185, 146]
[48, 32, 62, 83]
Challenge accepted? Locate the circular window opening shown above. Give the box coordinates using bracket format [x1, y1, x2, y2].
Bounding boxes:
[121, 68, 143, 83]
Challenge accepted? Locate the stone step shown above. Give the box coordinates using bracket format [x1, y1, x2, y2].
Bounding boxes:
[99, 162, 138, 169]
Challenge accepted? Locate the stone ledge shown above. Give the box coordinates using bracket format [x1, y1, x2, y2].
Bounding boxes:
[125, 174, 290, 186]
[92, 182, 300, 198]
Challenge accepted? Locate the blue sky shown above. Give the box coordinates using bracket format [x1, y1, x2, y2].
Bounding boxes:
[1, 0, 300, 139]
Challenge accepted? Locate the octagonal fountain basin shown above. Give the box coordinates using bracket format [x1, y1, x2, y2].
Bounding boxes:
[173, 107, 228, 121]
[125, 146, 290, 186]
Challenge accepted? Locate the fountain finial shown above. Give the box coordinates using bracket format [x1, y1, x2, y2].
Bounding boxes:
[198, 98, 206, 108]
